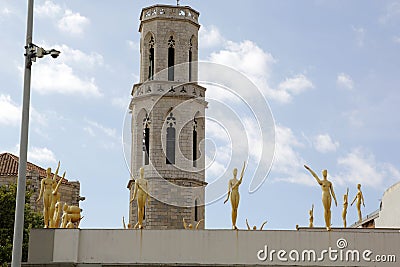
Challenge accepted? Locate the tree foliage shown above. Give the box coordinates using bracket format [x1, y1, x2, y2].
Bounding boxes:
[0, 183, 43, 265]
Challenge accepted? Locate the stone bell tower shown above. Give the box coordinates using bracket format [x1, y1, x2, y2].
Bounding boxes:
[128, 4, 207, 229]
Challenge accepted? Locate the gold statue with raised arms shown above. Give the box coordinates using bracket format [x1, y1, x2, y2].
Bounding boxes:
[304, 165, 337, 231]
[224, 161, 246, 230]
[130, 167, 149, 229]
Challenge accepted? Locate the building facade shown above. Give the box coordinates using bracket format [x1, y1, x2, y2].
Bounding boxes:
[128, 4, 207, 229]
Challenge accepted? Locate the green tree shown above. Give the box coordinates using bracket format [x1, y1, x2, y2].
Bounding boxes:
[0, 183, 43, 265]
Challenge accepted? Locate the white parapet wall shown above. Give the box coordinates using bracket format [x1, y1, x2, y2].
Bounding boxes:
[375, 181, 400, 228]
[28, 228, 400, 266]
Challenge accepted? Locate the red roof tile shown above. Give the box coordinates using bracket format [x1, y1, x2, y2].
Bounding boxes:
[0, 152, 69, 183]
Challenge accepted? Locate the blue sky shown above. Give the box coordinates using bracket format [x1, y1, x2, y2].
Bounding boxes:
[1, 0, 399, 230]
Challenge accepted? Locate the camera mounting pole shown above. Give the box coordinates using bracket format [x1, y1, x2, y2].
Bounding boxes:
[11, 0, 60, 266]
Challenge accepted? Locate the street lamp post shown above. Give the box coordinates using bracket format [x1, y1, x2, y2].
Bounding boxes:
[11, 0, 60, 265]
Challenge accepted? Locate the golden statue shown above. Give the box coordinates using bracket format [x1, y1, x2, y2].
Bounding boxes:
[351, 183, 365, 222]
[224, 161, 246, 230]
[342, 188, 349, 227]
[37, 162, 60, 228]
[130, 167, 149, 229]
[309, 204, 314, 228]
[183, 218, 204, 230]
[245, 219, 267, 230]
[61, 203, 83, 228]
[304, 165, 337, 231]
[52, 201, 63, 228]
[49, 171, 65, 228]
[48, 162, 61, 226]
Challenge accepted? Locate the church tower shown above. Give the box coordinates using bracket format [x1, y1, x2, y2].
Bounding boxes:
[128, 4, 207, 229]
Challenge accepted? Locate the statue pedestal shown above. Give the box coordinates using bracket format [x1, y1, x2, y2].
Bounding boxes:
[27, 228, 399, 266]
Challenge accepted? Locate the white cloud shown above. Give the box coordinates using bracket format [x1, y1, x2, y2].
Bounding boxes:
[208, 38, 313, 104]
[210, 40, 274, 78]
[0, 94, 20, 126]
[0, 94, 47, 126]
[127, 40, 140, 51]
[58, 9, 89, 35]
[27, 43, 104, 97]
[336, 148, 400, 188]
[85, 119, 118, 139]
[1, 7, 12, 16]
[52, 44, 104, 68]
[271, 125, 314, 186]
[276, 74, 314, 100]
[35, 0, 61, 18]
[313, 134, 339, 153]
[111, 97, 129, 110]
[199, 25, 224, 48]
[352, 26, 366, 47]
[337, 73, 354, 90]
[380, 2, 400, 24]
[28, 147, 57, 165]
[393, 36, 400, 44]
[32, 62, 101, 97]
[7, 144, 57, 165]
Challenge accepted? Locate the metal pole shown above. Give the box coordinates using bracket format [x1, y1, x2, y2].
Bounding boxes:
[11, 0, 34, 265]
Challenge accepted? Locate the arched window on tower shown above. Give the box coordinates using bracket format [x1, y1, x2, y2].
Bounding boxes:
[166, 113, 176, 164]
[168, 36, 175, 81]
[194, 198, 199, 221]
[192, 118, 197, 167]
[189, 38, 193, 82]
[143, 114, 151, 165]
[148, 37, 155, 80]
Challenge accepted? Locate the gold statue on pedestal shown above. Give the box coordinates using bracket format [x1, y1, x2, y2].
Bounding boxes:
[309, 204, 314, 228]
[224, 161, 246, 230]
[304, 165, 337, 231]
[245, 219, 267, 230]
[342, 188, 349, 228]
[61, 203, 83, 228]
[130, 167, 148, 229]
[183, 218, 204, 230]
[37, 162, 61, 228]
[52, 201, 63, 228]
[351, 183, 365, 222]
[49, 171, 65, 228]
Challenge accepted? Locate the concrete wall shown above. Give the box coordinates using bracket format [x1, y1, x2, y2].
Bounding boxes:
[28, 228, 400, 266]
[375, 182, 400, 228]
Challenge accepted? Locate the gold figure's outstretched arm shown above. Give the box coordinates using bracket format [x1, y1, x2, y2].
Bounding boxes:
[260, 221, 267, 230]
[183, 218, 188, 229]
[36, 179, 44, 202]
[311, 204, 314, 213]
[245, 219, 250, 230]
[304, 165, 322, 185]
[122, 216, 127, 229]
[350, 194, 357, 206]
[52, 171, 65, 195]
[53, 161, 61, 181]
[239, 161, 246, 183]
[330, 183, 338, 206]
[195, 219, 204, 230]
[223, 182, 231, 204]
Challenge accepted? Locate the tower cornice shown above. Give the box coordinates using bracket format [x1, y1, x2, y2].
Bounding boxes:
[139, 4, 200, 32]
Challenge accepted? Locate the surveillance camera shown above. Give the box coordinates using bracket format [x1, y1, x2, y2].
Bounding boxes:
[50, 49, 61, 58]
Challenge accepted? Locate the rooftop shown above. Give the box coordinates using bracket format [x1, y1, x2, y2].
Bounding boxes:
[0, 152, 70, 183]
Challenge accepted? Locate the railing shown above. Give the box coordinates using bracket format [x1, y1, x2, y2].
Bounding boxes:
[141, 5, 199, 24]
[132, 80, 206, 99]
